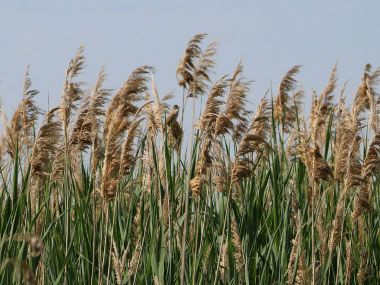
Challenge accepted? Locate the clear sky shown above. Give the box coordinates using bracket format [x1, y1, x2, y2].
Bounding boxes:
[1, 0, 379, 120]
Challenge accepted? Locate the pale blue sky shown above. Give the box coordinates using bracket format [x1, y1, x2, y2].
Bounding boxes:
[0, 0, 379, 119]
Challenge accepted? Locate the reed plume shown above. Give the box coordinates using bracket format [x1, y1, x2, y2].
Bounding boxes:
[5, 66, 42, 158]
[101, 66, 151, 201]
[329, 135, 363, 252]
[60, 46, 85, 150]
[189, 41, 218, 97]
[214, 61, 251, 139]
[351, 131, 380, 220]
[70, 67, 111, 151]
[287, 188, 309, 285]
[333, 109, 358, 182]
[231, 217, 244, 274]
[354, 64, 380, 131]
[232, 98, 269, 183]
[190, 139, 212, 196]
[212, 142, 230, 193]
[111, 240, 128, 285]
[274, 65, 302, 133]
[29, 107, 62, 221]
[310, 63, 337, 144]
[198, 75, 228, 135]
[309, 145, 333, 182]
[176, 33, 206, 90]
[344, 239, 352, 285]
[119, 118, 143, 177]
[70, 67, 111, 176]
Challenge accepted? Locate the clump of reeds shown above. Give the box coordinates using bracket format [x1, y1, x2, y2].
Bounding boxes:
[1, 35, 380, 285]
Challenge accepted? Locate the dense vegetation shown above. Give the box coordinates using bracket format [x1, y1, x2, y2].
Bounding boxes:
[1, 33, 380, 284]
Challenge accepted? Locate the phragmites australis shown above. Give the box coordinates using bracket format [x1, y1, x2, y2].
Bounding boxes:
[5, 66, 42, 158]
[111, 240, 129, 285]
[231, 217, 244, 274]
[176, 33, 217, 98]
[101, 66, 151, 201]
[329, 135, 363, 252]
[310, 63, 338, 145]
[29, 107, 62, 216]
[20, 67, 43, 151]
[353, 64, 380, 131]
[190, 139, 212, 196]
[71, 67, 111, 175]
[309, 145, 333, 182]
[351, 131, 380, 220]
[70, 67, 111, 151]
[333, 109, 359, 182]
[189, 40, 218, 97]
[144, 73, 168, 140]
[214, 61, 252, 139]
[232, 98, 270, 183]
[60, 46, 85, 147]
[176, 33, 206, 90]
[119, 118, 143, 177]
[3, 35, 380, 284]
[274, 65, 302, 133]
[198, 75, 228, 135]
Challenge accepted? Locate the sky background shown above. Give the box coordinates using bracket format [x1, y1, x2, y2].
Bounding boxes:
[0, 0, 380, 129]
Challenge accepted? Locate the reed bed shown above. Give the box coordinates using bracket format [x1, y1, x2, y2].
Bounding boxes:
[1, 34, 380, 284]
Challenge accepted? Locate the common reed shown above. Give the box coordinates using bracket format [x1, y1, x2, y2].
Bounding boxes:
[1, 34, 380, 285]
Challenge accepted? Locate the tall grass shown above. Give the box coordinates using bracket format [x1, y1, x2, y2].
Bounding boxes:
[0, 34, 380, 284]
